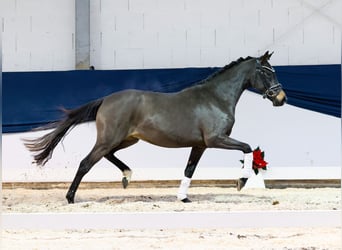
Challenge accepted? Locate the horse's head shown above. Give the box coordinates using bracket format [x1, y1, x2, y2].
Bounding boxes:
[252, 51, 287, 106]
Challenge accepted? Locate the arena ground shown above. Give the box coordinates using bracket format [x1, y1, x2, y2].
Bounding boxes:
[2, 185, 341, 249]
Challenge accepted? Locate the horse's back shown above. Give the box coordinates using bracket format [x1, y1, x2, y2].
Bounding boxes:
[100, 89, 173, 117]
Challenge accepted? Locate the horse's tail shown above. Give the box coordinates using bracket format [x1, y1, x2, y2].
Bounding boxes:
[23, 99, 103, 166]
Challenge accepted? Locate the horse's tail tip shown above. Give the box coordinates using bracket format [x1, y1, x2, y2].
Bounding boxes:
[22, 139, 36, 152]
[31, 158, 48, 167]
[31, 160, 39, 166]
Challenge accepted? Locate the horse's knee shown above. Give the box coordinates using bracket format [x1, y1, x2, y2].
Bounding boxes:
[242, 144, 252, 154]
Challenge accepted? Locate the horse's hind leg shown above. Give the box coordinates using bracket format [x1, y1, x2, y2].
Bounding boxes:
[66, 143, 110, 204]
[105, 153, 131, 188]
[104, 138, 139, 189]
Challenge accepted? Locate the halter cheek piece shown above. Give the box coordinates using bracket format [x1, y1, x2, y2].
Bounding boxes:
[257, 65, 283, 99]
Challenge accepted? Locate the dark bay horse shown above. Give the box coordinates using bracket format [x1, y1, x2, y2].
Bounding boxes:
[24, 51, 286, 203]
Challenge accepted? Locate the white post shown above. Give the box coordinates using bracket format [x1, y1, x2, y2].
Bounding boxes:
[75, 0, 90, 69]
[241, 152, 254, 178]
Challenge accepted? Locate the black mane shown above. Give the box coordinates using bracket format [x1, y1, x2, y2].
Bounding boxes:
[198, 56, 254, 84]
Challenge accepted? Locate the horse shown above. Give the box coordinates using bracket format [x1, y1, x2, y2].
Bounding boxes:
[23, 51, 286, 204]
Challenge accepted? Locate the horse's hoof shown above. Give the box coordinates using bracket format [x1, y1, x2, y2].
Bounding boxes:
[181, 198, 192, 203]
[66, 192, 75, 204]
[66, 196, 74, 204]
[122, 177, 129, 189]
[237, 178, 248, 191]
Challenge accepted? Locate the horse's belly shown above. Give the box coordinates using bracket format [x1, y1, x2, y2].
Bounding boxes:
[130, 128, 204, 148]
[131, 98, 205, 147]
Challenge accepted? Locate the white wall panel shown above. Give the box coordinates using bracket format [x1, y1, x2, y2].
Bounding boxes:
[114, 12, 143, 31]
[89, 0, 341, 69]
[172, 47, 201, 67]
[4, 0, 338, 70]
[129, 0, 158, 12]
[143, 48, 172, 68]
[158, 30, 186, 49]
[2, 0, 340, 182]
[2, 0, 75, 71]
[2, 0, 341, 71]
[114, 48, 144, 68]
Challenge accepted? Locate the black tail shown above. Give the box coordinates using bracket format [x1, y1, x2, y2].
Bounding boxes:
[23, 99, 103, 166]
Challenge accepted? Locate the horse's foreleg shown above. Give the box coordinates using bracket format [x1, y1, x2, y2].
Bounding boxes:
[206, 135, 253, 190]
[177, 147, 206, 203]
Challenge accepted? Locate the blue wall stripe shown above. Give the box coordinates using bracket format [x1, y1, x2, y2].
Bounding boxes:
[3, 64, 340, 133]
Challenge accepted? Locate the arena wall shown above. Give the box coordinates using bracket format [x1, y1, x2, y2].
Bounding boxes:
[2, 0, 340, 71]
[2, 0, 341, 182]
[3, 90, 340, 182]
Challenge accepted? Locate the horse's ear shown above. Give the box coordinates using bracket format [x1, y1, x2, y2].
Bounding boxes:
[260, 51, 273, 63]
[268, 51, 274, 59]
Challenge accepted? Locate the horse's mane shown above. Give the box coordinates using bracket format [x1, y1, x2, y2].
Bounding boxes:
[198, 56, 254, 84]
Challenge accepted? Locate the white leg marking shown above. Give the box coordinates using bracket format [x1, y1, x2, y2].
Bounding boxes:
[123, 169, 132, 182]
[177, 177, 191, 200]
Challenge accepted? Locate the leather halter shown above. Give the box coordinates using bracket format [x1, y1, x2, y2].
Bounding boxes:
[257, 65, 283, 99]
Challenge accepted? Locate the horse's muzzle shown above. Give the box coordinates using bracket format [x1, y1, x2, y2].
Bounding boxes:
[273, 90, 287, 106]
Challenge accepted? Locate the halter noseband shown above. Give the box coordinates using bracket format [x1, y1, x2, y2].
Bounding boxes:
[257, 66, 283, 99]
[263, 83, 283, 99]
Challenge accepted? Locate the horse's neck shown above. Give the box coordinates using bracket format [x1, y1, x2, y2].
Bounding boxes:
[209, 63, 254, 107]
